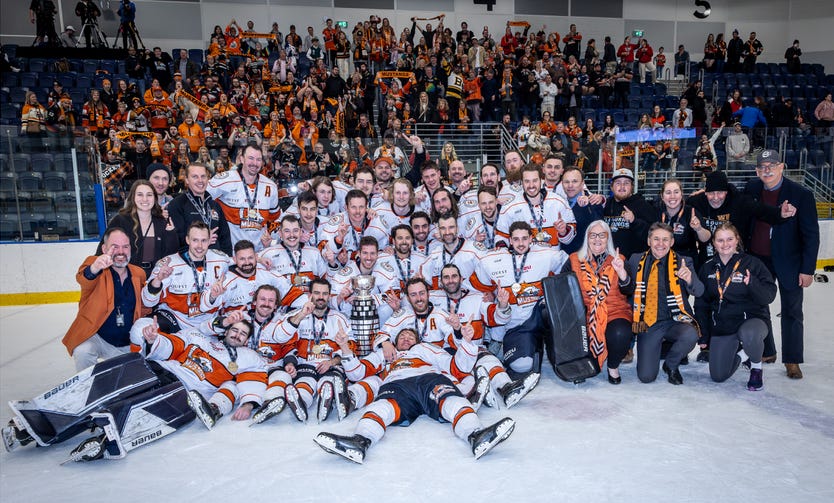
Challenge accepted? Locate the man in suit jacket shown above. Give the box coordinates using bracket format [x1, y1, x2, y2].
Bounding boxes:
[63, 228, 149, 370]
[744, 149, 820, 379]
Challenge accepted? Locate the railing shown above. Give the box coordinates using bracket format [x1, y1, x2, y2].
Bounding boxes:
[0, 128, 104, 242]
[409, 122, 508, 174]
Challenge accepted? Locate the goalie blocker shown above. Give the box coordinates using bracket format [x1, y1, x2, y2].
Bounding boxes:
[3, 353, 196, 462]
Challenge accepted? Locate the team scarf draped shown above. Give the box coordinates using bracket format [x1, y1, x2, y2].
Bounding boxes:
[571, 253, 615, 366]
[632, 250, 694, 333]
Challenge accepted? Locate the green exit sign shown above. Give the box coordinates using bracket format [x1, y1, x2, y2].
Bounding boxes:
[632, 30, 644, 37]
[336, 21, 348, 28]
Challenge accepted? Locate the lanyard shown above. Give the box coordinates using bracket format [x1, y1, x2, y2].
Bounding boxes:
[446, 290, 466, 313]
[223, 340, 238, 369]
[415, 308, 432, 340]
[349, 217, 366, 249]
[525, 191, 545, 233]
[183, 251, 206, 294]
[442, 239, 464, 266]
[283, 244, 302, 275]
[186, 192, 212, 227]
[512, 250, 529, 284]
[311, 309, 329, 345]
[715, 256, 742, 303]
[661, 206, 684, 225]
[241, 174, 259, 210]
[248, 309, 273, 349]
[394, 254, 411, 283]
[480, 215, 495, 248]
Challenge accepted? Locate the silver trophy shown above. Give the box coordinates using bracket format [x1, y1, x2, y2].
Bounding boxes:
[350, 275, 378, 357]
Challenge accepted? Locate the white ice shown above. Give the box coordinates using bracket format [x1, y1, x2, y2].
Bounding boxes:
[1, 283, 833, 503]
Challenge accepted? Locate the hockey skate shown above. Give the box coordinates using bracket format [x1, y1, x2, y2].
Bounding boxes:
[187, 390, 221, 430]
[499, 372, 540, 409]
[317, 381, 335, 423]
[333, 373, 353, 421]
[62, 434, 106, 464]
[285, 384, 307, 423]
[313, 432, 371, 464]
[467, 366, 491, 412]
[2, 420, 33, 452]
[469, 417, 516, 460]
[250, 397, 286, 425]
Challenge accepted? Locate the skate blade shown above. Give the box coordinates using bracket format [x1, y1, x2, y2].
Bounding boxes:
[187, 391, 215, 430]
[313, 434, 364, 464]
[285, 387, 307, 423]
[2, 427, 18, 453]
[317, 385, 334, 424]
[250, 399, 286, 426]
[60, 439, 102, 465]
[474, 418, 516, 460]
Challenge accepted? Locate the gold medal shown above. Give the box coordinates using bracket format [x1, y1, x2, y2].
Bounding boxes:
[511, 283, 522, 294]
[312, 344, 323, 355]
[228, 361, 239, 373]
[536, 231, 551, 242]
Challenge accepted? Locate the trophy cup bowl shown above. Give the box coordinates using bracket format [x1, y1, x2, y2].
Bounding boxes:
[351, 275, 375, 300]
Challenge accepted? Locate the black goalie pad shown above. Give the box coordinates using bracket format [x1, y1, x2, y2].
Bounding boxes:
[541, 272, 600, 383]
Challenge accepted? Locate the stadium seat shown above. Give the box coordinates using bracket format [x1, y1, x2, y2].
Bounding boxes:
[10, 88, 27, 104]
[57, 74, 75, 89]
[99, 60, 117, 74]
[42, 171, 67, 191]
[76, 75, 93, 90]
[28, 192, 53, 213]
[0, 171, 16, 192]
[0, 89, 9, 104]
[19, 73, 39, 88]
[11, 153, 30, 172]
[30, 153, 53, 172]
[784, 149, 798, 168]
[0, 214, 20, 240]
[54, 191, 78, 211]
[0, 153, 9, 172]
[69, 90, 86, 105]
[34, 89, 48, 105]
[755, 63, 768, 74]
[53, 154, 75, 172]
[189, 49, 204, 64]
[17, 172, 42, 191]
[28, 59, 47, 72]
[82, 60, 99, 74]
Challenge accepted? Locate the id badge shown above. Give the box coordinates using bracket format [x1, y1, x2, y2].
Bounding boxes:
[116, 313, 125, 327]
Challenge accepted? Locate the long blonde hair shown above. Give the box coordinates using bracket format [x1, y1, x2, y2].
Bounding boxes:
[576, 220, 617, 261]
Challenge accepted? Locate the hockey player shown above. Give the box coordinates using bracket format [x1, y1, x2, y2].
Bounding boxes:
[314, 325, 516, 464]
[373, 225, 429, 298]
[497, 150, 525, 205]
[320, 189, 385, 261]
[259, 215, 328, 307]
[200, 239, 291, 315]
[207, 145, 281, 251]
[414, 162, 452, 214]
[495, 164, 576, 248]
[470, 221, 569, 376]
[409, 211, 435, 255]
[330, 236, 396, 322]
[431, 264, 540, 408]
[365, 178, 417, 248]
[3, 319, 265, 462]
[421, 214, 487, 290]
[273, 279, 353, 423]
[134, 221, 229, 338]
[459, 186, 500, 249]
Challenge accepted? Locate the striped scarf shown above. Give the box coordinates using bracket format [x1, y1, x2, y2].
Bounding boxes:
[574, 254, 613, 366]
[632, 250, 694, 333]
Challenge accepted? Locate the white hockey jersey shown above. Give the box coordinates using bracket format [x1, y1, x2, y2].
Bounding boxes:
[373, 250, 429, 296]
[420, 238, 487, 290]
[469, 246, 568, 329]
[259, 244, 327, 307]
[148, 329, 267, 405]
[206, 169, 281, 251]
[142, 250, 230, 330]
[200, 264, 292, 314]
[274, 308, 353, 364]
[342, 339, 477, 384]
[495, 189, 577, 248]
[428, 289, 511, 348]
[376, 306, 456, 348]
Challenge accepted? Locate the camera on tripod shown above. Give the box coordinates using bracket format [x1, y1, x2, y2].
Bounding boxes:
[75, 0, 107, 48]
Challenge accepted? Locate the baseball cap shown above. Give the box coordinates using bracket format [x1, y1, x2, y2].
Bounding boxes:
[611, 168, 634, 182]
[66, 25, 75, 32]
[756, 149, 780, 165]
[374, 156, 395, 168]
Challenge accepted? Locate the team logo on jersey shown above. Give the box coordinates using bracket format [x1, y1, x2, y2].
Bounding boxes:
[380, 261, 394, 273]
[430, 383, 457, 403]
[328, 215, 342, 225]
[731, 272, 745, 283]
[210, 209, 220, 221]
[216, 171, 230, 179]
[472, 240, 486, 251]
[465, 217, 476, 231]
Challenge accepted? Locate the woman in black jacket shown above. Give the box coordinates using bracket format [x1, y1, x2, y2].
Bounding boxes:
[98, 180, 179, 277]
[696, 222, 777, 390]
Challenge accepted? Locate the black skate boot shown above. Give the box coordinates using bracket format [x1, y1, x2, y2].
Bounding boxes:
[313, 432, 372, 464]
[285, 384, 307, 423]
[469, 417, 516, 460]
[251, 397, 286, 425]
[187, 390, 221, 429]
[2, 420, 34, 452]
[499, 372, 540, 409]
[333, 373, 354, 421]
[317, 381, 335, 424]
[467, 366, 491, 412]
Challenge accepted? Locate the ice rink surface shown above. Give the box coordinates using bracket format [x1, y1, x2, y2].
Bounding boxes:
[1, 282, 833, 503]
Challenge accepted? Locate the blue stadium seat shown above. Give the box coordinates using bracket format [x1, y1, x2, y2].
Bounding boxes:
[1, 73, 18, 87]
[76, 75, 93, 89]
[54, 191, 78, 212]
[82, 60, 99, 74]
[99, 60, 117, 74]
[69, 90, 86, 105]
[0, 171, 15, 192]
[43, 171, 67, 191]
[28, 59, 47, 72]
[11, 153, 31, 172]
[19, 72, 39, 88]
[17, 171, 42, 191]
[755, 63, 768, 74]
[9, 88, 27, 104]
[30, 153, 53, 172]
[189, 49, 204, 64]
[784, 150, 798, 168]
[764, 85, 777, 98]
[57, 74, 75, 88]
